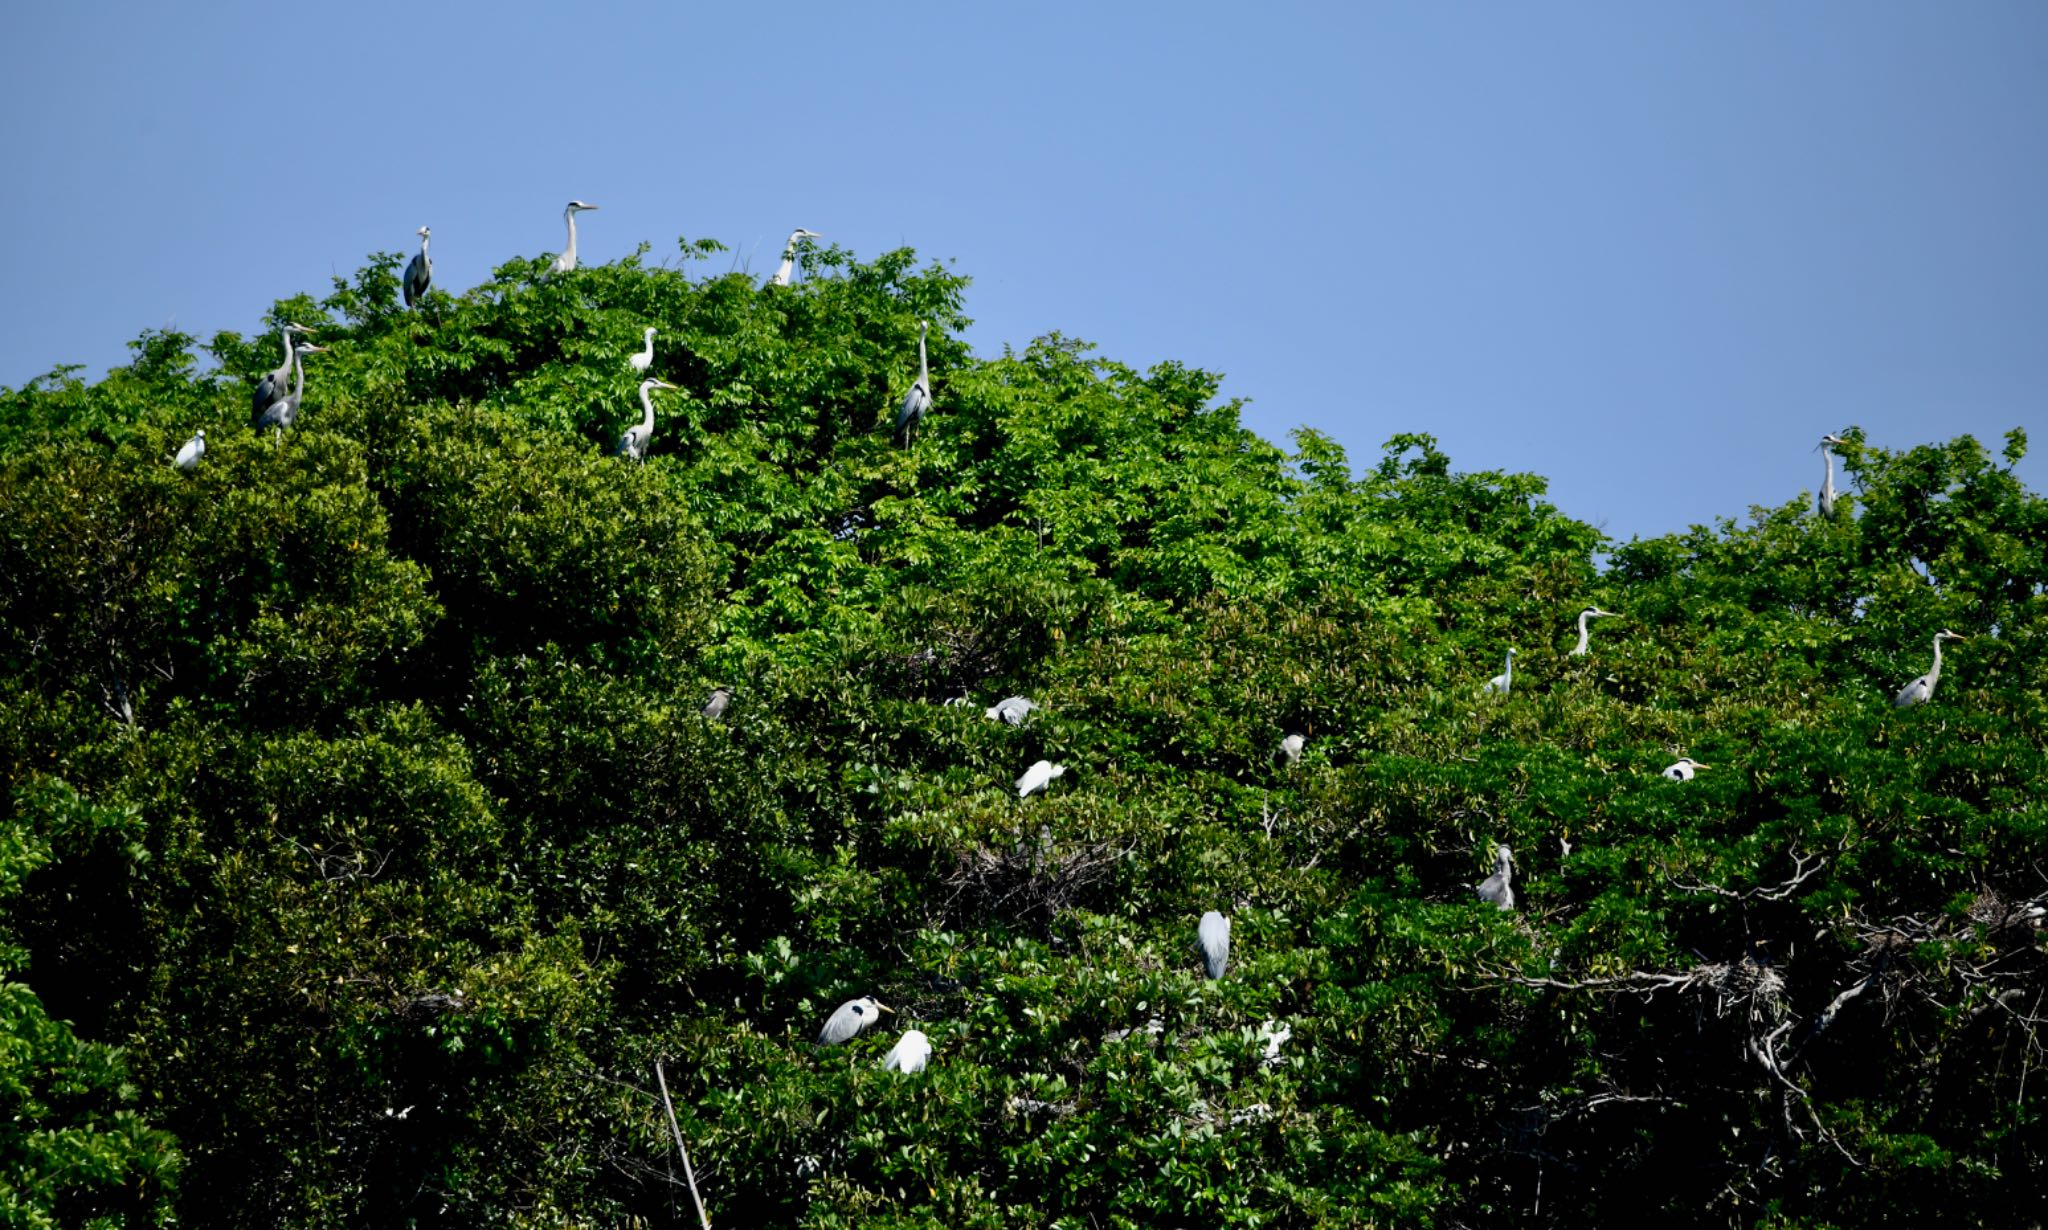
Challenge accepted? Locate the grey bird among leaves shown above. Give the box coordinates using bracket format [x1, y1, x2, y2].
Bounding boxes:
[818, 996, 890, 1046]
[1476, 845, 1515, 911]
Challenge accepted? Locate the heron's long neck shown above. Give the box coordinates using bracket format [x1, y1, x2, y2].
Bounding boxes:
[1503, 653, 1513, 680]
[1927, 636, 1944, 683]
[1497, 854, 1512, 881]
[1574, 613, 1592, 655]
[563, 210, 579, 265]
[290, 350, 306, 400]
[917, 328, 929, 386]
[420, 233, 431, 262]
[1822, 448, 1835, 495]
[638, 386, 656, 434]
[277, 329, 294, 366]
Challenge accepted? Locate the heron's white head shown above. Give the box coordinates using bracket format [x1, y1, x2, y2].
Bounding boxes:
[417, 226, 431, 239]
[644, 326, 657, 340]
[1582, 607, 1619, 620]
[1048, 764, 1066, 781]
[1936, 629, 1967, 642]
[566, 200, 598, 213]
[193, 428, 205, 440]
[1494, 845, 1514, 868]
[789, 228, 821, 243]
[284, 322, 316, 334]
[1505, 647, 1518, 658]
[1819, 433, 1848, 449]
[294, 343, 329, 356]
[641, 379, 677, 393]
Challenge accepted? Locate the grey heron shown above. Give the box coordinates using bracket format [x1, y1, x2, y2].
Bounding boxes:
[1485, 649, 1517, 695]
[1017, 759, 1065, 798]
[402, 227, 432, 308]
[250, 323, 315, 419]
[1569, 608, 1620, 657]
[1895, 630, 1966, 708]
[1277, 733, 1304, 767]
[173, 429, 205, 473]
[1476, 845, 1514, 911]
[551, 200, 598, 273]
[881, 1029, 931, 1073]
[987, 696, 1035, 725]
[1817, 435, 1847, 520]
[629, 327, 656, 373]
[766, 228, 820, 288]
[895, 320, 931, 444]
[1198, 910, 1231, 980]
[253, 343, 328, 434]
[617, 379, 677, 463]
[818, 996, 889, 1045]
[701, 687, 731, 720]
[1661, 757, 1708, 782]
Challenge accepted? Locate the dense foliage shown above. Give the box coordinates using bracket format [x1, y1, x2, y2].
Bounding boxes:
[1, 237, 2042, 1227]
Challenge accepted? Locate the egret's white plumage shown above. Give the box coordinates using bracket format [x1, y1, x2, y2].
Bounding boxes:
[1895, 630, 1966, 708]
[987, 696, 1035, 725]
[551, 200, 598, 273]
[1570, 608, 1619, 657]
[1476, 845, 1515, 911]
[617, 379, 676, 463]
[818, 996, 889, 1045]
[1198, 910, 1231, 980]
[1662, 757, 1708, 782]
[173, 429, 205, 473]
[881, 1029, 931, 1073]
[629, 327, 656, 373]
[1485, 649, 1517, 695]
[403, 226, 432, 307]
[1017, 759, 1065, 798]
[767, 228, 821, 288]
[1278, 733, 1305, 766]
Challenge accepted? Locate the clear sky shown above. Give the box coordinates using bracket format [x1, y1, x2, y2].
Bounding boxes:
[4, 1, 2043, 544]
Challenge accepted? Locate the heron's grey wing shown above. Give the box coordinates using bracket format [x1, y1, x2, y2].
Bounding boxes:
[819, 1001, 863, 1045]
[1477, 873, 1512, 909]
[252, 371, 281, 419]
[1895, 677, 1928, 707]
[896, 381, 929, 433]
[403, 253, 429, 305]
[1198, 912, 1230, 979]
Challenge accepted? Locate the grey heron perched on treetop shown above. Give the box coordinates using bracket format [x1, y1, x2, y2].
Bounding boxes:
[1475, 845, 1515, 911]
[1485, 649, 1517, 696]
[1817, 434, 1848, 520]
[550, 200, 598, 273]
[1569, 608, 1620, 657]
[766, 228, 820, 288]
[987, 696, 1035, 725]
[1017, 759, 1065, 798]
[616, 379, 677, 463]
[1198, 910, 1231, 980]
[701, 687, 731, 721]
[1895, 630, 1967, 708]
[402, 227, 432, 308]
[1661, 757, 1708, 782]
[173, 429, 205, 473]
[250, 323, 316, 419]
[818, 996, 890, 1045]
[629, 327, 657, 373]
[252, 343, 328, 434]
[895, 320, 931, 445]
[881, 1029, 931, 1073]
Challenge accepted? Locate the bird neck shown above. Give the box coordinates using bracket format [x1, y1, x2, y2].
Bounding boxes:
[1928, 636, 1945, 681]
[290, 349, 306, 399]
[563, 210, 579, 264]
[1574, 613, 1592, 653]
[278, 329, 294, 365]
[420, 232, 430, 260]
[638, 385, 656, 433]
[917, 328, 929, 383]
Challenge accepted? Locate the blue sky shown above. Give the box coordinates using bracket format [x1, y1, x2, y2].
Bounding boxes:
[4, 1, 2042, 543]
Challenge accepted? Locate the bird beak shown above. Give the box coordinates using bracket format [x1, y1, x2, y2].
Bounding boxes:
[876, 1002, 893, 1014]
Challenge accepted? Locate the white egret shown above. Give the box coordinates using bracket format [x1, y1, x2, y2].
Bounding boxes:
[1476, 845, 1514, 911]
[766, 228, 821, 288]
[250, 323, 315, 419]
[818, 996, 890, 1045]
[173, 429, 205, 473]
[1017, 759, 1065, 798]
[1895, 630, 1966, 708]
[1198, 910, 1231, 980]
[551, 200, 598, 273]
[895, 320, 931, 445]
[253, 343, 328, 434]
[1485, 649, 1517, 695]
[1278, 732, 1304, 767]
[629, 327, 657, 373]
[403, 226, 432, 307]
[1661, 758, 1708, 782]
[987, 696, 1035, 725]
[1817, 434, 1847, 520]
[1569, 608, 1620, 657]
[617, 379, 677, 463]
[881, 1029, 931, 1073]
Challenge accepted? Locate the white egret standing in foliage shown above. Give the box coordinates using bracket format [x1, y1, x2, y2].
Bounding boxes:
[987, 696, 1035, 726]
[173, 429, 205, 473]
[1198, 911, 1231, 979]
[767, 228, 820, 287]
[253, 343, 327, 434]
[881, 1029, 931, 1073]
[629, 327, 657, 373]
[1817, 434, 1847, 520]
[1017, 759, 1065, 798]
[1662, 758, 1708, 782]
[818, 997, 890, 1045]
[1485, 649, 1517, 695]
[250, 323, 315, 419]
[1895, 631, 1967, 708]
[1569, 608, 1620, 657]
[403, 227, 432, 307]
[617, 379, 677, 463]
[1278, 732, 1304, 767]
[551, 200, 598, 273]
[1476, 845, 1515, 911]
[895, 319, 931, 445]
